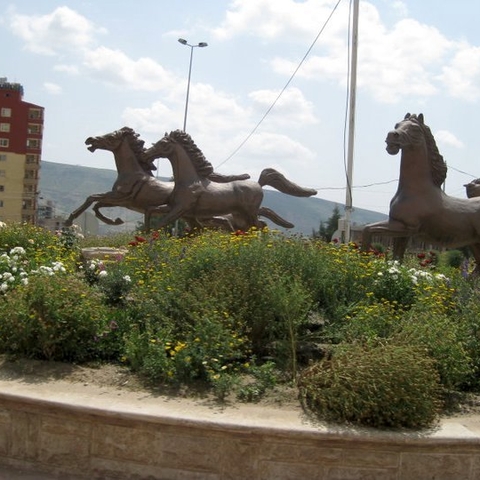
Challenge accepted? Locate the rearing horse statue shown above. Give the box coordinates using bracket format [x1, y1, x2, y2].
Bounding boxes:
[142, 130, 317, 231]
[362, 113, 480, 273]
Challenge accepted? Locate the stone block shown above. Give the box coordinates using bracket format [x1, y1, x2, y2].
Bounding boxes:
[399, 453, 473, 480]
[92, 424, 161, 464]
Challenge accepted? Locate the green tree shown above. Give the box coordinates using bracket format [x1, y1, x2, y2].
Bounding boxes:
[313, 205, 341, 242]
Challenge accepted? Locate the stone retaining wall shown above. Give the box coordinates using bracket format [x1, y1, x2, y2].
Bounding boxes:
[0, 388, 480, 479]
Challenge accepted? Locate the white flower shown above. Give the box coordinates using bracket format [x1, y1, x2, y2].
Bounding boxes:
[38, 266, 54, 276]
[21, 278, 28, 286]
[9, 246, 25, 256]
[98, 270, 108, 278]
[52, 262, 66, 272]
[0, 283, 8, 292]
[123, 275, 131, 283]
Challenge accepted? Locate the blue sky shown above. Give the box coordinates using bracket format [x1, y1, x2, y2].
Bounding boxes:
[2, 0, 480, 215]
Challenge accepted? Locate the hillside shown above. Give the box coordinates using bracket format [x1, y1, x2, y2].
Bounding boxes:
[38, 161, 387, 236]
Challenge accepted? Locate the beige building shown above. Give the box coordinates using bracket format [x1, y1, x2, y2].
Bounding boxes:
[0, 78, 44, 224]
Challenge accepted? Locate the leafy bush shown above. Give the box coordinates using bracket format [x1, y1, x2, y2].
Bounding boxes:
[333, 299, 404, 343]
[298, 343, 442, 429]
[394, 310, 473, 390]
[443, 249, 466, 269]
[0, 274, 114, 361]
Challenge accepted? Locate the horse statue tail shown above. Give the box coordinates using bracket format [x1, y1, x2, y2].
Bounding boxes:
[208, 172, 250, 183]
[258, 207, 294, 229]
[258, 168, 317, 197]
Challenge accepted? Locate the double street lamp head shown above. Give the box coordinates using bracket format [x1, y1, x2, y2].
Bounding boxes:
[178, 38, 208, 48]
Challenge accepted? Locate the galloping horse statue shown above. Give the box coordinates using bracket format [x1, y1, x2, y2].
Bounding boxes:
[65, 127, 172, 228]
[65, 127, 315, 232]
[362, 113, 480, 273]
[142, 130, 317, 232]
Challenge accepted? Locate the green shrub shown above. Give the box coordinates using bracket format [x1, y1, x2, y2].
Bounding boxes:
[0, 223, 58, 255]
[443, 250, 466, 269]
[0, 274, 114, 361]
[394, 310, 473, 390]
[332, 299, 405, 344]
[298, 342, 442, 429]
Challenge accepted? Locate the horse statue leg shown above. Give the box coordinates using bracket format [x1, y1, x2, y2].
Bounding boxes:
[64, 193, 108, 226]
[92, 202, 124, 225]
[361, 219, 415, 258]
[258, 206, 294, 229]
[392, 237, 409, 261]
[468, 243, 480, 275]
[144, 204, 173, 232]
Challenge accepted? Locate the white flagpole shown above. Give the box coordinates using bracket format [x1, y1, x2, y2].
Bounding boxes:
[344, 0, 359, 243]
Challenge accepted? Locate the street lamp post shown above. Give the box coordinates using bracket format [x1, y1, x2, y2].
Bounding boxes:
[178, 38, 208, 132]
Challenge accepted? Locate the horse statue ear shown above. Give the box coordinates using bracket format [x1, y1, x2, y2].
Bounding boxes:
[404, 113, 411, 120]
[418, 113, 424, 124]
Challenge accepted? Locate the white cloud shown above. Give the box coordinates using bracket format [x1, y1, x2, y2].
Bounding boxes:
[213, 0, 477, 105]
[123, 101, 176, 135]
[212, 0, 346, 42]
[271, 7, 452, 103]
[434, 130, 464, 149]
[248, 87, 318, 126]
[53, 64, 79, 75]
[440, 44, 480, 101]
[43, 82, 62, 95]
[7, 6, 105, 55]
[82, 47, 177, 91]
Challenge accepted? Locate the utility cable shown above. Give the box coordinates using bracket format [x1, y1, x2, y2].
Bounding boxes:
[216, 0, 344, 169]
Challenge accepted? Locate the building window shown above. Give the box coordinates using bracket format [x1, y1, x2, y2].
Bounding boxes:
[0, 123, 10, 132]
[27, 124, 41, 134]
[0, 170, 5, 177]
[0, 139, 8, 148]
[24, 170, 37, 180]
[0, 108, 11, 117]
[26, 154, 39, 164]
[28, 108, 42, 120]
[26, 138, 40, 149]
[0, 201, 3, 208]
[0, 154, 6, 161]
[0, 185, 4, 192]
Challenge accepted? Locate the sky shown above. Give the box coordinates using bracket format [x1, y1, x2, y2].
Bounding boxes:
[2, 0, 480, 216]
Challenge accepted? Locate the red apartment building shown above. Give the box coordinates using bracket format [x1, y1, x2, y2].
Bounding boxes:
[0, 78, 44, 224]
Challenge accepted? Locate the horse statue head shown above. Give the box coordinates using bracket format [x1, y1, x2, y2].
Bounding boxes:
[85, 127, 157, 176]
[386, 113, 447, 187]
[143, 130, 215, 178]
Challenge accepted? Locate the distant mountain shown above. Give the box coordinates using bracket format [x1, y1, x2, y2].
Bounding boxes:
[38, 161, 387, 236]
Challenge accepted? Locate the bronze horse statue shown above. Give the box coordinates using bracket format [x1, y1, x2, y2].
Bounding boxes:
[362, 113, 480, 273]
[142, 130, 317, 232]
[65, 127, 172, 228]
[65, 127, 313, 232]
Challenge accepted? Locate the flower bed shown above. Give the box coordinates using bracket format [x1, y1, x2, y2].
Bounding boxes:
[0, 223, 478, 429]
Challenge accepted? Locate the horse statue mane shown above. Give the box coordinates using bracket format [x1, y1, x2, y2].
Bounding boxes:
[409, 113, 447, 187]
[168, 129, 214, 177]
[120, 127, 156, 176]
